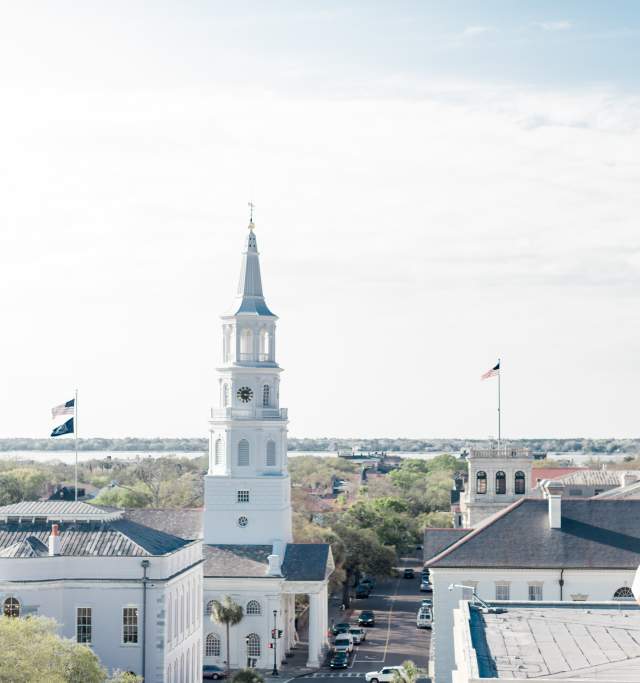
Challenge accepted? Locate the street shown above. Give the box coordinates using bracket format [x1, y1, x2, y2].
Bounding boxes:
[299, 558, 431, 682]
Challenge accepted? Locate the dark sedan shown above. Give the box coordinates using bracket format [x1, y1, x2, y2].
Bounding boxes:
[358, 610, 376, 627]
[331, 622, 351, 635]
[329, 652, 350, 669]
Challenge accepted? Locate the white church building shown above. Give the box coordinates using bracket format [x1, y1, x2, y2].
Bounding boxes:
[0, 219, 333, 681]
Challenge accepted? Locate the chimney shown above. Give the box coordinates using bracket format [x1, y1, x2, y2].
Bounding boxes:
[542, 480, 564, 529]
[48, 524, 61, 556]
[267, 554, 282, 576]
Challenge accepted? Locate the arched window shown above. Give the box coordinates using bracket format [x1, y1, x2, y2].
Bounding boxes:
[206, 600, 216, 616]
[186, 586, 191, 634]
[222, 384, 230, 408]
[214, 439, 224, 466]
[476, 471, 487, 494]
[246, 600, 261, 615]
[260, 328, 270, 358]
[247, 633, 261, 658]
[613, 586, 634, 600]
[496, 471, 506, 494]
[263, 384, 270, 407]
[266, 440, 276, 467]
[240, 329, 253, 357]
[205, 633, 220, 656]
[3, 597, 20, 618]
[515, 471, 526, 494]
[238, 439, 250, 466]
[173, 592, 178, 640]
[168, 593, 173, 641]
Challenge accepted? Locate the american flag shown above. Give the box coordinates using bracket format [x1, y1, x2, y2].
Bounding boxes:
[481, 361, 500, 380]
[52, 398, 75, 418]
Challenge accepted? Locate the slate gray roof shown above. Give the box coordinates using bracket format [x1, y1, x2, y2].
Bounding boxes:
[423, 528, 472, 563]
[204, 543, 331, 581]
[0, 519, 191, 557]
[427, 499, 640, 569]
[0, 501, 120, 520]
[469, 602, 640, 680]
[124, 508, 203, 540]
[558, 469, 637, 487]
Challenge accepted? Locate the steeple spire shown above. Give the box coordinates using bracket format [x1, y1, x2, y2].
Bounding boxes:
[228, 213, 276, 317]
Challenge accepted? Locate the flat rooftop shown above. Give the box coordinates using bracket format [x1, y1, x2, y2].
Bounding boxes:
[470, 602, 640, 680]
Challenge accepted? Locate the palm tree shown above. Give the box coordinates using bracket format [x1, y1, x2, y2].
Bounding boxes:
[211, 596, 244, 676]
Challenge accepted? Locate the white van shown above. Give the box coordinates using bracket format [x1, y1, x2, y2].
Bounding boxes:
[416, 607, 432, 629]
[334, 633, 354, 653]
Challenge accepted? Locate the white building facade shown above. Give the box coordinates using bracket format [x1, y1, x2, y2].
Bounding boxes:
[201, 219, 332, 670]
[0, 501, 202, 683]
[426, 490, 640, 683]
[457, 447, 533, 528]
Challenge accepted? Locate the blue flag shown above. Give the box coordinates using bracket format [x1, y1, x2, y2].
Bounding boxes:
[51, 418, 74, 438]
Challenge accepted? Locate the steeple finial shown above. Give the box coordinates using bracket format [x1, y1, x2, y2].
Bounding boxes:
[248, 201, 255, 230]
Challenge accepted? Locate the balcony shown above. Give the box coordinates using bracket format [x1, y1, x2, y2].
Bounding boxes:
[211, 407, 288, 420]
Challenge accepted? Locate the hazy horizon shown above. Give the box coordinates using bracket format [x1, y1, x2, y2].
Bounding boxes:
[1, 2, 639, 440]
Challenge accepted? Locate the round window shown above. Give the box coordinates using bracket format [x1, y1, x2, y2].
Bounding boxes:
[238, 516, 248, 528]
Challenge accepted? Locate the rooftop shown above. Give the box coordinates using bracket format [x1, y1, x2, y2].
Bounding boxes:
[204, 543, 332, 581]
[427, 498, 640, 569]
[0, 501, 122, 522]
[467, 602, 640, 680]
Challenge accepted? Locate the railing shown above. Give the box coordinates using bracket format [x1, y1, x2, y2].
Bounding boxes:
[237, 353, 273, 362]
[211, 407, 288, 420]
[469, 447, 531, 459]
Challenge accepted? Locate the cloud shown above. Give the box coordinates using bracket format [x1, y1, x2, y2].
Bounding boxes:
[536, 21, 573, 31]
[461, 25, 495, 38]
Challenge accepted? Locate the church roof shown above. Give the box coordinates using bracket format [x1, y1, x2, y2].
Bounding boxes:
[0, 517, 192, 557]
[426, 498, 640, 570]
[226, 224, 276, 317]
[204, 543, 332, 581]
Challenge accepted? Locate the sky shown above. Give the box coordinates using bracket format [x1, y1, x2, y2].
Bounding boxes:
[1, 1, 639, 440]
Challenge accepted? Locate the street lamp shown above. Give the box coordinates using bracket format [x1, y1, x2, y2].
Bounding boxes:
[272, 609, 279, 676]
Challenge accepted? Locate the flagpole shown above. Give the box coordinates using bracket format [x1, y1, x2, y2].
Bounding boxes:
[74, 388, 78, 502]
[497, 359, 501, 445]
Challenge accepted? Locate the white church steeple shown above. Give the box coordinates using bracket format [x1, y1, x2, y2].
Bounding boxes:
[203, 217, 292, 545]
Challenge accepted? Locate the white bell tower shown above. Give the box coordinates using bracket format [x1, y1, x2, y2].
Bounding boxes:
[203, 218, 293, 545]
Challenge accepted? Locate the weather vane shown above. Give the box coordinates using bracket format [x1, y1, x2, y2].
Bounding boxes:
[248, 201, 255, 225]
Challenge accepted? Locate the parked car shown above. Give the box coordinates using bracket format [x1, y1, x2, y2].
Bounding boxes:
[365, 666, 407, 683]
[421, 598, 432, 607]
[358, 610, 376, 627]
[331, 622, 351, 635]
[420, 578, 432, 592]
[348, 626, 367, 644]
[333, 633, 354, 654]
[403, 568, 415, 579]
[329, 652, 350, 669]
[355, 584, 371, 598]
[416, 607, 433, 629]
[203, 665, 227, 680]
[360, 576, 376, 589]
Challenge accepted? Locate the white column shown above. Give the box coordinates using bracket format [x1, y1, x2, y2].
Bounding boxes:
[306, 592, 322, 667]
[321, 584, 329, 649]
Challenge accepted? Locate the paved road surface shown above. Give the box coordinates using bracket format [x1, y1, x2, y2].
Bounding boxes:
[300, 558, 431, 682]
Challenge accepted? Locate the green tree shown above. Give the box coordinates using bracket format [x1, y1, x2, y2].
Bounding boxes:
[0, 615, 106, 683]
[211, 596, 244, 676]
[231, 669, 265, 683]
[331, 523, 395, 608]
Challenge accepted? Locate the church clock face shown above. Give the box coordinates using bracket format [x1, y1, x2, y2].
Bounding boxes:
[237, 386, 253, 403]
